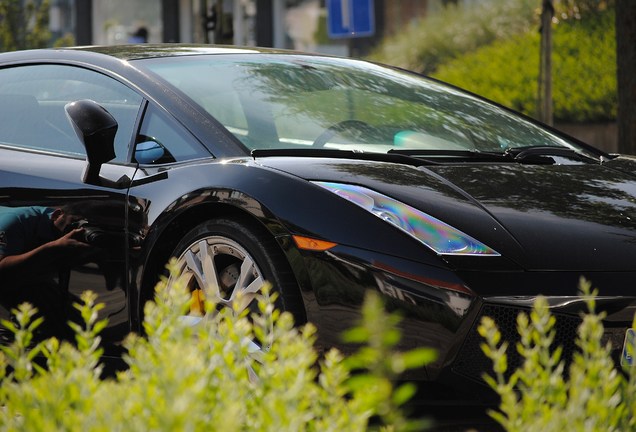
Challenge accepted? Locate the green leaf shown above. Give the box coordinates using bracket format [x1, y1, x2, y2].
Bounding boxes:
[393, 382, 417, 405]
[401, 348, 437, 369]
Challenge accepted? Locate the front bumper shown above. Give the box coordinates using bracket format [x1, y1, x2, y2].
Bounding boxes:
[280, 239, 636, 402]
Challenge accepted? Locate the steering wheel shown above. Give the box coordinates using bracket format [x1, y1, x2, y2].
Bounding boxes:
[312, 119, 378, 147]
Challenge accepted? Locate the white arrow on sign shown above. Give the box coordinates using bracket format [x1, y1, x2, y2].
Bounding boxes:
[341, 0, 350, 29]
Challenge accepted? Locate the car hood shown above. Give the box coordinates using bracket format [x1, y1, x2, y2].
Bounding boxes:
[256, 156, 636, 272]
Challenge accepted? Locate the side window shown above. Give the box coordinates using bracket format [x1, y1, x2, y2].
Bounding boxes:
[133, 104, 209, 164]
[0, 64, 142, 162]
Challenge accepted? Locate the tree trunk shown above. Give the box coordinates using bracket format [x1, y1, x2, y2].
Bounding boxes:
[616, 0, 636, 154]
[538, 0, 554, 126]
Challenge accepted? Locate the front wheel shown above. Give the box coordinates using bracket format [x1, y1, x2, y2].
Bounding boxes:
[171, 218, 296, 318]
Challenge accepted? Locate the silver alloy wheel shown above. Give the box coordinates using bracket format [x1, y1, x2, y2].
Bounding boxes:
[177, 236, 265, 314]
[173, 235, 268, 372]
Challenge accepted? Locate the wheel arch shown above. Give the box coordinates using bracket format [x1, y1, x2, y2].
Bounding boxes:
[136, 195, 308, 328]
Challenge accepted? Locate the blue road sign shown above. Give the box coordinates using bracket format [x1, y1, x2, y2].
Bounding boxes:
[327, 0, 375, 39]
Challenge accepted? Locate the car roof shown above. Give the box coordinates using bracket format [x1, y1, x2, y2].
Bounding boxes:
[0, 44, 299, 64]
[68, 44, 266, 61]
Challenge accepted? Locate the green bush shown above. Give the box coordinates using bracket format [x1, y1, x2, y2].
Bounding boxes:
[368, 0, 616, 123]
[434, 32, 541, 117]
[0, 262, 435, 431]
[479, 278, 636, 431]
[433, 8, 617, 123]
[0, 0, 51, 52]
[367, 0, 538, 75]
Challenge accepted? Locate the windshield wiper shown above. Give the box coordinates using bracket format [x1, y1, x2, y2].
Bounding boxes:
[253, 146, 601, 167]
[389, 147, 601, 165]
[251, 148, 440, 167]
[503, 146, 601, 164]
[388, 149, 510, 162]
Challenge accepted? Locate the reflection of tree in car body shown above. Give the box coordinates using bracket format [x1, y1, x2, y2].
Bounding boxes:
[0, 204, 92, 342]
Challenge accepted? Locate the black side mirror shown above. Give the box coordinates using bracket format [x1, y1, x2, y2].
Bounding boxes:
[65, 99, 118, 184]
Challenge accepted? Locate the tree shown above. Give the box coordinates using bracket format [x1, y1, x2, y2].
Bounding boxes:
[616, 0, 636, 154]
[0, 0, 51, 52]
[538, 0, 554, 126]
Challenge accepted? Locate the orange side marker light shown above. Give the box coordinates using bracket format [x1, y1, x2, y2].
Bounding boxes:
[293, 235, 337, 251]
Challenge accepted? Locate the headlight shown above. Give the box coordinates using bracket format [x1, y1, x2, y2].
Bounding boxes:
[314, 181, 500, 256]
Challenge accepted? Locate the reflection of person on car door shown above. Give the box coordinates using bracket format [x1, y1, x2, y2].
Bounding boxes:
[0, 205, 91, 342]
[0, 205, 90, 279]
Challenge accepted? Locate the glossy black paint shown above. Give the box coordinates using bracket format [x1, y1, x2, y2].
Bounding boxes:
[0, 147, 133, 357]
[1, 45, 635, 404]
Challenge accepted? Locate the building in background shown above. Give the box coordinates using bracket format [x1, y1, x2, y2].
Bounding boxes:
[56, 0, 455, 56]
[48, 0, 75, 43]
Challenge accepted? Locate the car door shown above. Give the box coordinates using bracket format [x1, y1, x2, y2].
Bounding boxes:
[0, 63, 143, 358]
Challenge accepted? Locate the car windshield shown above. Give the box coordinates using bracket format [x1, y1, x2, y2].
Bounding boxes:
[140, 54, 584, 156]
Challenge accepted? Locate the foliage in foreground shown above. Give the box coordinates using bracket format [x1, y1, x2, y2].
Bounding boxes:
[0, 263, 435, 431]
[479, 278, 636, 431]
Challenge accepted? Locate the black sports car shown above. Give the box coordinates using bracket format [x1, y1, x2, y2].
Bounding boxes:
[1, 45, 635, 403]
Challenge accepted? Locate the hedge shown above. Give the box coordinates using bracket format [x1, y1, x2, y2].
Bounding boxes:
[0, 261, 435, 431]
[433, 8, 617, 123]
[480, 278, 636, 431]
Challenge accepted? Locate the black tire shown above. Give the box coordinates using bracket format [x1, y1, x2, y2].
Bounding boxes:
[171, 217, 298, 317]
